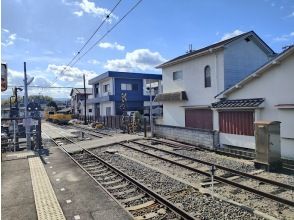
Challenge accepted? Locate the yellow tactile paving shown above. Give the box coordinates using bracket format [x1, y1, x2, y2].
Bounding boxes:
[29, 157, 66, 220]
[6, 151, 35, 158]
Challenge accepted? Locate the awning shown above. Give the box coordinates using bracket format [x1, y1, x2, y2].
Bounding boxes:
[212, 98, 264, 109]
[154, 91, 188, 102]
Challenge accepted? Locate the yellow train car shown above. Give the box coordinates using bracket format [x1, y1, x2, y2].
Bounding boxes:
[44, 107, 72, 124]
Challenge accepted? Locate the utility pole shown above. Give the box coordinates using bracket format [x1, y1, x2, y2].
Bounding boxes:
[149, 79, 153, 137]
[83, 74, 87, 125]
[24, 62, 31, 150]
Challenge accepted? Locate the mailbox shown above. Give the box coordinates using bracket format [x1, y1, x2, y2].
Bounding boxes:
[254, 121, 281, 171]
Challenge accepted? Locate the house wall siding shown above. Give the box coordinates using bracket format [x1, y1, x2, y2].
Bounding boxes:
[224, 38, 271, 89]
[219, 53, 294, 159]
[160, 51, 224, 126]
[162, 50, 224, 105]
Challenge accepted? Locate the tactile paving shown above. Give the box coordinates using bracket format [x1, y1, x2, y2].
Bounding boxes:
[29, 157, 66, 220]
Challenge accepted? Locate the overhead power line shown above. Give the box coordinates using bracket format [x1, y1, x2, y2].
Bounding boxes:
[7, 85, 88, 89]
[49, 0, 123, 87]
[69, 0, 143, 68]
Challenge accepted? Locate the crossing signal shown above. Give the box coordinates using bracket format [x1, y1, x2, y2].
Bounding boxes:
[1, 63, 8, 92]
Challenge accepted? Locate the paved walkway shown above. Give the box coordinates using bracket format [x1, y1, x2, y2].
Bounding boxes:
[1, 147, 133, 220]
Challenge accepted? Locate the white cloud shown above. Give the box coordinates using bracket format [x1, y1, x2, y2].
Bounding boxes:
[73, 11, 83, 17]
[1, 29, 29, 47]
[98, 42, 125, 51]
[87, 59, 100, 65]
[77, 0, 117, 22]
[220, 29, 245, 41]
[47, 64, 97, 82]
[104, 49, 166, 72]
[273, 32, 294, 42]
[2, 28, 9, 33]
[75, 37, 85, 44]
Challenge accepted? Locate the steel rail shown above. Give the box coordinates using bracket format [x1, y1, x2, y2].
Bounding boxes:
[119, 142, 294, 207]
[83, 149, 197, 220]
[133, 140, 293, 191]
[41, 131, 135, 219]
[72, 124, 113, 137]
[43, 130, 196, 219]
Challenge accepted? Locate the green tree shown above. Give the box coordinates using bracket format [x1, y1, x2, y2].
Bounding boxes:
[1, 95, 53, 107]
[46, 101, 58, 111]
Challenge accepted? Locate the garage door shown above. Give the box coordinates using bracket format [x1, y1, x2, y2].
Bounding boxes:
[185, 108, 213, 130]
[219, 110, 254, 136]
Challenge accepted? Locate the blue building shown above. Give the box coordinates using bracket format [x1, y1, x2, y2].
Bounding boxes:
[88, 71, 162, 117]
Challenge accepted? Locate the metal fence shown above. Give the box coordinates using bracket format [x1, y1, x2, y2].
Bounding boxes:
[74, 115, 147, 132]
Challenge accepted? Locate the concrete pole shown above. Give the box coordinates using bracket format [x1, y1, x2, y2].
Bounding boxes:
[83, 74, 87, 125]
[24, 62, 31, 150]
[149, 79, 153, 137]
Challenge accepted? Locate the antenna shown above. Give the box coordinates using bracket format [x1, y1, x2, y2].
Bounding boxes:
[186, 44, 193, 53]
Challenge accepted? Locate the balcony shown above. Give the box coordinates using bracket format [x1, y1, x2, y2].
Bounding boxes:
[87, 95, 115, 104]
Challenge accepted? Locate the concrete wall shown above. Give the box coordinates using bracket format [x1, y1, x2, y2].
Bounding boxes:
[154, 124, 218, 149]
[218, 53, 294, 159]
[100, 101, 115, 116]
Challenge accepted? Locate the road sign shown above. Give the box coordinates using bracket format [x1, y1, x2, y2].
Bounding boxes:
[1, 63, 8, 92]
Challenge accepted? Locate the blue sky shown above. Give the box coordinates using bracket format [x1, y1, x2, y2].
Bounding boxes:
[1, 0, 294, 99]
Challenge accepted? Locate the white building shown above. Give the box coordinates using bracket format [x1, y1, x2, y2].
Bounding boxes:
[155, 31, 275, 129]
[213, 46, 294, 159]
[70, 88, 94, 117]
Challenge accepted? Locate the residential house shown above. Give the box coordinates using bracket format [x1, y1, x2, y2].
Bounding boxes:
[88, 71, 162, 117]
[212, 46, 294, 159]
[70, 88, 94, 117]
[155, 31, 276, 129]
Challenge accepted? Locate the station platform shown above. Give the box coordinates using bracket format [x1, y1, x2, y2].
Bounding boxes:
[1, 148, 133, 220]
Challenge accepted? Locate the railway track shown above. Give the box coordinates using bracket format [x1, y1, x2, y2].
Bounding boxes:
[42, 131, 196, 220]
[71, 124, 113, 137]
[42, 127, 265, 219]
[117, 140, 294, 207]
[42, 124, 293, 219]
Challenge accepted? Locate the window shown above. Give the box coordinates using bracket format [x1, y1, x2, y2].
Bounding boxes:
[173, 71, 183, 80]
[103, 84, 110, 93]
[121, 83, 127, 90]
[121, 83, 137, 91]
[95, 84, 99, 96]
[88, 109, 92, 113]
[204, 65, 211, 87]
[106, 107, 111, 116]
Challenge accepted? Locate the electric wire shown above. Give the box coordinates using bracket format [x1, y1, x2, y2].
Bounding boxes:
[49, 0, 123, 87]
[69, 0, 143, 68]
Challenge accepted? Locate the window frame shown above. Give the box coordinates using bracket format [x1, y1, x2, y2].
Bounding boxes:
[173, 71, 183, 81]
[204, 65, 211, 88]
[103, 84, 110, 93]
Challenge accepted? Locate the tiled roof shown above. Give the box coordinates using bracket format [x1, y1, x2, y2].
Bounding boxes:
[212, 98, 264, 108]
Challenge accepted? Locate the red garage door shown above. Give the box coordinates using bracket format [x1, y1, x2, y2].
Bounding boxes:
[185, 109, 213, 130]
[219, 110, 254, 136]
